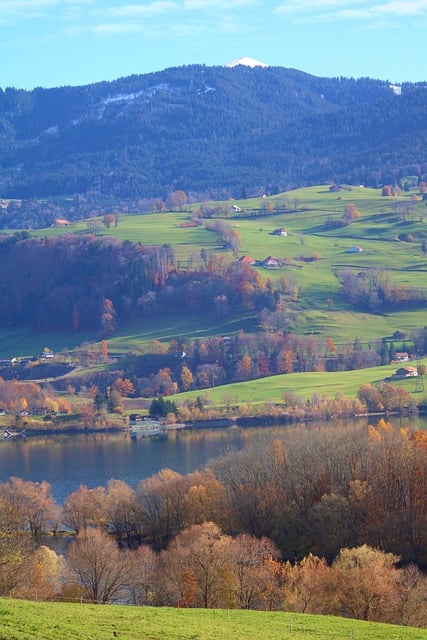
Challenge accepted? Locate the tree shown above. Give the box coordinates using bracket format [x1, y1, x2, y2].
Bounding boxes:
[227, 534, 281, 610]
[66, 529, 129, 604]
[0, 477, 59, 542]
[160, 522, 231, 608]
[105, 479, 137, 543]
[332, 545, 399, 622]
[62, 485, 107, 534]
[149, 396, 177, 418]
[136, 469, 189, 548]
[102, 214, 115, 229]
[128, 545, 160, 605]
[12, 545, 65, 601]
[342, 204, 360, 224]
[284, 553, 331, 614]
[112, 377, 135, 397]
[180, 365, 194, 391]
[100, 298, 116, 335]
[0, 496, 28, 596]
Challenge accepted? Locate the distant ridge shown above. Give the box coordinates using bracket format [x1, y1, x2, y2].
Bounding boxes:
[224, 57, 269, 68]
[0, 62, 426, 219]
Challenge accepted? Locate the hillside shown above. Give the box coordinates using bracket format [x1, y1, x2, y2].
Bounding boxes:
[1, 64, 427, 221]
[1, 599, 426, 640]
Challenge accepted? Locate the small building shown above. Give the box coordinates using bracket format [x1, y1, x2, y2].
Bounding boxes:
[231, 204, 242, 212]
[129, 413, 143, 423]
[54, 218, 71, 227]
[272, 228, 288, 237]
[395, 366, 418, 378]
[39, 350, 54, 359]
[238, 255, 256, 265]
[348, 245, 363, 253]
[263, 256, 281, 268]
[395, 352, 410, 362]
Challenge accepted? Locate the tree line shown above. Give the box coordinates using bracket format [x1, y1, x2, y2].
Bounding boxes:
[0, 421, 427, 623]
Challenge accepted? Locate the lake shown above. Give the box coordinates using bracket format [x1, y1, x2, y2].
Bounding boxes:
[0, 415, 426, 503]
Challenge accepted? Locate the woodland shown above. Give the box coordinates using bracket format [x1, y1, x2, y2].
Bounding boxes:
[1, 65, 427, 226]
[0, 421, 427, 626]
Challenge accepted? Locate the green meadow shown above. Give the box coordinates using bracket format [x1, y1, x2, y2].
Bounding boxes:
[4, 184, 427, 373]
[176, 358, 427, 408]
[1, 600, 426, 640]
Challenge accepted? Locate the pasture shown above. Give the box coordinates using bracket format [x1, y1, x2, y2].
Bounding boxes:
[6, 184, 427, 356]
[0, 599, 426, 640]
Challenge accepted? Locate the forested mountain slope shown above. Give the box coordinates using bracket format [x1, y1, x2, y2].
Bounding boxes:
[0, 65, 426, 206]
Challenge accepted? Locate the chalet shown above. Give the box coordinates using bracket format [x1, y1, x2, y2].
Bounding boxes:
[238, 255, 256, 265]
[395, 366, 418, 378]
[54, 218, 71, 227]
[263, 256, 281, 268]
[395, 352, 410, 362]
[231, 204, 242, 212]
[272, 228, 288, 237]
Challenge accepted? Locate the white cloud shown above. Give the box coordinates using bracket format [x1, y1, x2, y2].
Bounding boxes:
[101, 1, 178, 18]
[274, 0, 427, 22]
[184, 0, 255, 9]
[92, 22, 144, 33]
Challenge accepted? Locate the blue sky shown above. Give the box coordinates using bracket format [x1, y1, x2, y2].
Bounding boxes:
[1, 0, 426, 89]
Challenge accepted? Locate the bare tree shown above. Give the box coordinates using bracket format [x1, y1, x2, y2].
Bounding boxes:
[66, 529, 129, 603]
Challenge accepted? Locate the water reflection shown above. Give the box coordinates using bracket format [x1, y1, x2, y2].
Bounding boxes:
[0, 415, 425, 503]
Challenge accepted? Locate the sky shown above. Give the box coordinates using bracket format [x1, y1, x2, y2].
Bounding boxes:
[1, 0, 426, 90]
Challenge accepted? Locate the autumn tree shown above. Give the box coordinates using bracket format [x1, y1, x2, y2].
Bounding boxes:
[331, 545, 399, 622]
[342, 203, 361, 224]
[0, 477, 59, 542]
[283, 553, 332, 614]
[100, 298, 116, 335]
[180, 365, 194, 391]
[112, 377, 135, 397]
[136, 469, 189, 548]
[127, 544, 160, 605]
[160, 522, 232, 608]
[0, 495, 29, 596]
[227, 534, 281, 610]
[102, 214, 115, 228]
[66, 529, 129, 604]
[62, 485, 107, 534]
[105, 479, 137, 543]
[12, 545, 65, 601]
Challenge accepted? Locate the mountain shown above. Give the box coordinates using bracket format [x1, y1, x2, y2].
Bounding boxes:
[224, 57, 269, 68]
[0, 64, 426, 220]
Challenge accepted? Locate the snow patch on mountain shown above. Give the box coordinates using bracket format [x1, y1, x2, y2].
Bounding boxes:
[224, 57, 269, 68]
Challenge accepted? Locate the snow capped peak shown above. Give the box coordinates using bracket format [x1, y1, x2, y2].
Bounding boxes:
[224, 57, 269, 69]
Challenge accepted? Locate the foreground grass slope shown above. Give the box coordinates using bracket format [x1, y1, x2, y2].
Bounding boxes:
[1, 600, 427, 640]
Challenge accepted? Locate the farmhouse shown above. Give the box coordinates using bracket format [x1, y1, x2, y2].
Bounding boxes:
[272, 228, 288, 237]
[238, 255, 256, 265]
[54, 218, 71, 227]
[263, 256, 281, 268]
[231, 204, 242, 212]
[395, 366, 418, 378]
[395, 352, 410, 362]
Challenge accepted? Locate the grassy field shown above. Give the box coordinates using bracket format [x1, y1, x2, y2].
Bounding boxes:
[1, 599, 426, 640]
[176, 358, 427, 407]
[3, 184, 427, 357]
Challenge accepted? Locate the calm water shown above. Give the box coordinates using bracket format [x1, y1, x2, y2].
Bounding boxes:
[0, 415, 426, 503]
